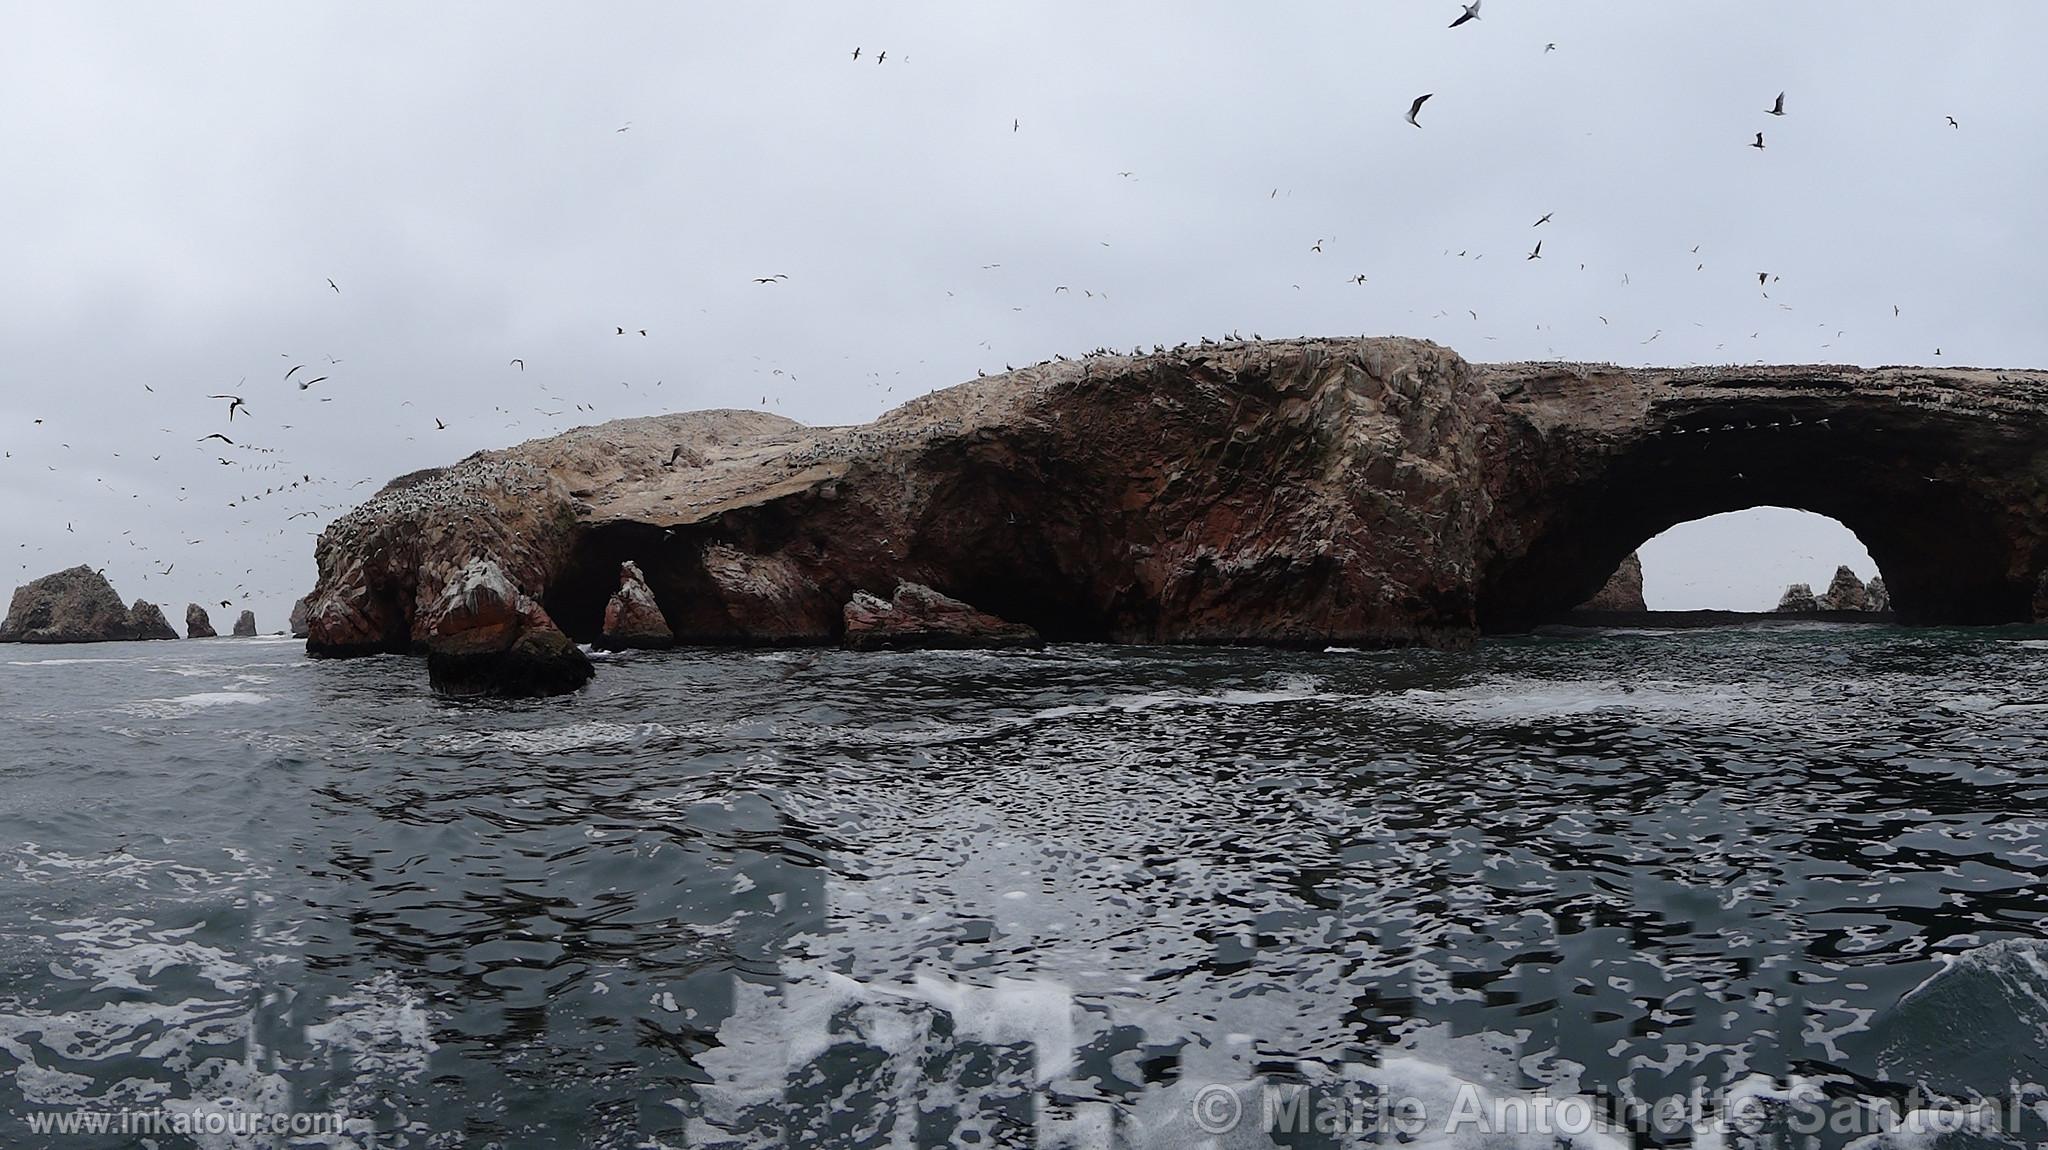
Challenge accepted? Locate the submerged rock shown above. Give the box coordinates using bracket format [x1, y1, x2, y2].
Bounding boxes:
[841, 582, 1043, 651]
[232, 610, 258, 637]
[289, 596, 312, 639]
[1574, 552, 1646, 612]
[597, 560, 674, 650]
[1816, 566, 1870, 611]
[422, 558, 593, 698]
[1775, 583, 1818, 612]
[186, 603, 218, 639]
[0, 566, 178, 643]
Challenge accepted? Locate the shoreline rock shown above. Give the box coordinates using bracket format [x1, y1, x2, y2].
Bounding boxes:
[421, 558, 593, 698]
[289, 596, 312, 639]
[186, 603, 218, 639]
[0, 567, 179, 643]
[303, 338, 2048, 679]
[597, 561, 674, 650]
[1816, 566, 1870, 612]
[232, 610, 258, 637]
[842, 582, 1044, 651]
[1574, 552, 1647, 613]
[1776, 583, 1819, 612]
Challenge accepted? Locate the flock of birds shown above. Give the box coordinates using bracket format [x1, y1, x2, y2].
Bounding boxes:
[0, 7, 2000, 620]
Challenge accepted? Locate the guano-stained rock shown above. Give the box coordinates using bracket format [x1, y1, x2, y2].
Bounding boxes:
[1816, 566, 1870, 612]
[1776, 583, 1819, 612]
[186, 604, 218, 639]
[421, 558, 593, 698]
[0, 567, 179, 643]
[597, 560, 674, 650]
[1866, 575, 1890, 612]
[842, 582, 1043, 651]
[303, 339, 2048, 674]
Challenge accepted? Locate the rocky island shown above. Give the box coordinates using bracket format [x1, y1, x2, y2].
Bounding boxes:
[0, 567, 178, 644]
[300, 337, 2048, 695]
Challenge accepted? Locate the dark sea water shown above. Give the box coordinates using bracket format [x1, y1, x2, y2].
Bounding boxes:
[3, 626, 2047, 1149]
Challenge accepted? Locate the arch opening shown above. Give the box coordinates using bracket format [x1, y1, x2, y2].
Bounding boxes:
[1629, 508, 1882, 613]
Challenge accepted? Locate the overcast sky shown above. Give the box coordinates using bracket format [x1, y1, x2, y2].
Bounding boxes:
[3, 2, 2040, 627]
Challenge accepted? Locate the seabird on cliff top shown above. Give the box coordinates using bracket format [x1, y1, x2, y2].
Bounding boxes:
[1450, 1, 1480, 28]
[1406, 93, 1432, 127]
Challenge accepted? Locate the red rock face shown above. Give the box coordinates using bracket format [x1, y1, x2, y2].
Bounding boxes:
[302, 339, 2048, 669]
[842, 582, 1043, 651]
[420, 559, 592, 697]
[597, 561, 674, 650]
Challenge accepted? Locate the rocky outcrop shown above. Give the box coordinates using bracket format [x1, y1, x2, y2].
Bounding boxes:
[421, 558, 592, 697]
[289, 596, 311, 639]
[1776, 583, 1819, 612]
[1816, 566, 1870, 611]
[232, 610, 258, 637]
[597, 560, 673, 650]
[303, 339, 2048, 671]
[186, 603, 218, 639]
[1866, 575, 1890, 612]
[842, 582, 1044, 651]
[1574, 552, 1646, 612]
[127, 601, 178, 641]
[0, 567, 179, 643]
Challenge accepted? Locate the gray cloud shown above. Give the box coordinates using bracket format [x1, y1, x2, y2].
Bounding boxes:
[2, 2, 2037, 624]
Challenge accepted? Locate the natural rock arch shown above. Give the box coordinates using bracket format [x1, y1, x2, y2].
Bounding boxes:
[1472, 362, 2048, 630]
[300, 339, 2048, 683]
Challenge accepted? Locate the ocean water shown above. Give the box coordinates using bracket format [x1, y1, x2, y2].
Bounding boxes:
[2, 626, 2046, 1149]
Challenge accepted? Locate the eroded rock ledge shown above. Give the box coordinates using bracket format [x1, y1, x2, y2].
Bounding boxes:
[303, 337, 2048, 692]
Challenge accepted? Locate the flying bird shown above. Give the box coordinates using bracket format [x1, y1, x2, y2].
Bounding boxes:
[1750, 132, 1766, 149]
[1450, 1, 1481, 28]
[298, 376, 326, 391]
[1758, 272, 1769, 285]
[876, 50, 885, 63]
[1406, 93, 1433, 127]
[510, 358, 524, 370]
[616, 327, 626, 335]
[327, 278, 340, 293]
[1767, 92, 1786, 116]
[1544, 42, 1556, 53]
[1349, 274, 1368, 285]
[1526, 240, 1542, 260]
[198, 433, 234, 445]
[851, 46, 860, 61]
[1013, 118, 1019, 132]
[284, 365, 303, 382]
[1533, 212, 1552, 227]
[1947, 116, 1959, 128]
[434, 418, 446, 430]
[208, 394, 249, 420]
[753, 274, 789, 283]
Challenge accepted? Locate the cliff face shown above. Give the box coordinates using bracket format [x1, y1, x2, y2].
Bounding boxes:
[303, 338, 2048, 682]
[0, 567, 178, 643]
[307, 338, 1500, 659]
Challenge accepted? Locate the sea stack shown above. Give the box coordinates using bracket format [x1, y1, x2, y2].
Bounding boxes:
[1816, 566, 1870, 612]
[232, 610, 258, 637]
[1776, 583, 1819, 612]
[596, 561, 674, 650]
[186, 604, 218, 638]
[289, 596, 312, 639]
[0, 566, 179, 643]
[1574, 552, 1647, 613]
